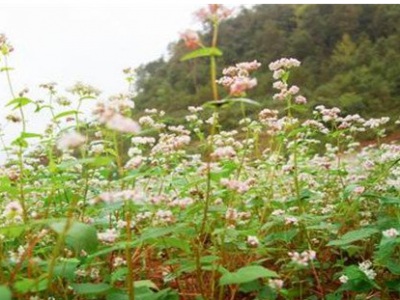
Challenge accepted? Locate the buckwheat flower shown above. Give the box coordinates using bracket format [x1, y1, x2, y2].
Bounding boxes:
[273, 69, 285, 79]
[295, 95, 307, 104]
[289, 250, 316, 266]
[339, 275, 348, 284]
[186, 114, 199, 122]
[220, 178, 253, 194]
[75, 269, 87, 277]
[188, 106, 203, 113]
[136, 211, 152, 222]
[358, 260, 376, 280]
[269, 58, 301, 71]
[90, 143, 104, 154]
[353, 186, 365, 195]
[272, 81, 287, 90]
[139, 116, 155, 127]
[169, 197, 194, 209]
[180, 29, 201, 49]
[0, 33, 14, 54]
[247, 236, 259, 248]
[9, 245, 25, 264]
[155, 210, 174, 224]
[236, 60, 262, 72]
[195, 4, 233, 23]
[125, 156, 143, 170]
[67, 81, 101, 97]
[113, 256, 127, 267]
[288, 85, 300, 95]
[211, 146, 236, 160]
[90, 268, 100, 279]
[131, 136, 156, 145]
[116, 220, 127, 229]
[106, 114, 140, 134]
[269, 279, 284, 290]
[225, 208, 238, 221]
[382, 228, 399, 238]
[229, 77, 257, 96]
[56, 96, 72, 106]
[98, 228, 119, 243]
[3, 201, 23, 218]
[6, 112, 22, 123]
[285, 216, 299, 225]
[271, 209, 285, 216]
[57, 131, 86, 150]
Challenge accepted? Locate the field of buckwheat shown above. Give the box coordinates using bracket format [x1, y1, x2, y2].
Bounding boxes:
[1, 5, 400, 300]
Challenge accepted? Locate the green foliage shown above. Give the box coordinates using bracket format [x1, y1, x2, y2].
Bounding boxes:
[180, 47, 223, 61]
[0, 286, 12, 300]
[50, 220, 99, 254]
[134, 5, 400, 127]
[219, 265, 278, 285]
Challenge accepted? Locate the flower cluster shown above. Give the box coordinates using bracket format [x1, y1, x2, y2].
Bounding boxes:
[180, 30, 201, 50]
[57, 131, 86, 151]
[92, 100, 140, 134]
[67, 81, 101, 97]
[268, 58, 306, 104]
[195, 4, 233, 23]
[0, 33, 14, 55]
[382, 228, 399, 238]
[288, 250, 316, 266]
[217, 60, 261, 96]
[358, 260, 376, 280]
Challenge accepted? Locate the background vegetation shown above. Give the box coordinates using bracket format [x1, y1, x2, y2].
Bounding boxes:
[134, 4, 400, 130]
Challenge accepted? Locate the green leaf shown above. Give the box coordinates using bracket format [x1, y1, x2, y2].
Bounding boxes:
[71, 283, 111, 295]
[111, 267, 129, 283]
[219, 265, 278, 285]
[20, 132, 42, 139]
[387, 259, 400, 275]
[0, 285, 12, 300]
[0, 224, 26, 238]
[50, 220, 98, 254]
[379, 196, 400, 205]
[180, 47, 222, 61]
[327, 228, 379, 247]
[53, 259, 79, 280]
[6, 97, 33, 109]
[204, 98, 260, 108]
[53, 110, 80, 120]
[265, 229, 299, 243]
[134, 280, 159, 291]
[14, 277, 48, 293]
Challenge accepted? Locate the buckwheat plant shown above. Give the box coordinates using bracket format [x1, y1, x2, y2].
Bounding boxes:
[0, 8, 400, 300]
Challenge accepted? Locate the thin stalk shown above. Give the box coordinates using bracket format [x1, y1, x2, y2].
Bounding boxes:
[210, 21, 219, 101]
[125, 207, 135, 300]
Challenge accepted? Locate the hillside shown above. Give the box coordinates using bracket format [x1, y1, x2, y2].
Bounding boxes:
[133, 4, 400, 128]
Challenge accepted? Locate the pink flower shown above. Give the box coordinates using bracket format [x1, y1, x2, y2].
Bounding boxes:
[106, 114, 141, 134]
[295, 95, 307, 104]
[195, 4, 233, 23]
[180, 30, 201, 50]
[229, 77, 257, 96]
[57, 131, 86, 150]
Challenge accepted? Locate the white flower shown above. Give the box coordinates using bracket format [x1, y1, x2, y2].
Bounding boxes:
[339, 275, 348, 284]
[358, 260, 376, 280]
[382, 228, 399, 238]
[106, 114, 140, 134]
[57, 131, 86, 150]
[3, 201, 23, 217]
[98, 228, 119, 243]
[268, 279, 284, 289]
[247, 236, 260, 248]
[285, 216, 299, 225]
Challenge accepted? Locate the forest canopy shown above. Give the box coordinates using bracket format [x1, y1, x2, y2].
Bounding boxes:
[133, 5, 400, 128]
